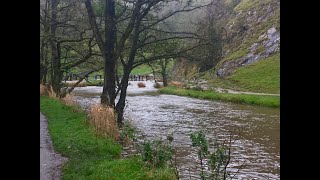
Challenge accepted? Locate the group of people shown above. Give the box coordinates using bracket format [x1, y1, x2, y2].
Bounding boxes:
[63, 73, 151, 82]
[129, 74, 148, 81]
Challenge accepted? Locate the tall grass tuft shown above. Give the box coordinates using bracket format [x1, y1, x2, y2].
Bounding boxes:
[61, 93, 81, 111]
[89, 104, 119, 140]
[40, 84, 47, 95]
[40, 84, 58, 98]
[41, 85, 58, 98]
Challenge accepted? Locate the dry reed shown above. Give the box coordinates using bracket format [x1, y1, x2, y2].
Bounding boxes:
[169, 81, 184, 88]
[47, 85, 57, 98]
[89, 104, 119, 140]
[40, 84, 58, 98]
[40, 84, 47, 95]
[62, 93, 78, 106]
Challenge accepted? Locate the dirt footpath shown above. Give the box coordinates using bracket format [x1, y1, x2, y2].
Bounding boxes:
[40, 112, 67, 180]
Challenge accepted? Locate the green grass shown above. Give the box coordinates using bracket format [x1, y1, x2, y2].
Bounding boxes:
[130, 61, 175, 76]
[86, 79, 103, 86]
[234, 0, 273, 12]
[131, 65, 154, 75]
[40, 96, 176, 179]
[224, 49, 249, 61]
[159, 86, 279, 108]
[212, 53, 280, 94]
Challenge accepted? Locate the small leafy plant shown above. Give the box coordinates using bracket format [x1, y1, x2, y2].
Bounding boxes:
[190, 131, 231, 180]
[141, 139, 175, 168]
[120, 121, 137, 145]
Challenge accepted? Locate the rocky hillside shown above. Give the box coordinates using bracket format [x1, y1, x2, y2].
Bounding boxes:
[216, 0, 280, 77]
[170, 0, 280, 93]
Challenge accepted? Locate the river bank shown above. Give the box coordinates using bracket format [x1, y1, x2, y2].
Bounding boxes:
[71, 85, 280, 179]
[40, 96, 176, 179]
[159, 86, 280, 108]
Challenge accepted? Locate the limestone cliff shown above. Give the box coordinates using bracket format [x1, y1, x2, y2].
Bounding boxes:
[216, 0, 280, 77]
[171, 0, 280, 83]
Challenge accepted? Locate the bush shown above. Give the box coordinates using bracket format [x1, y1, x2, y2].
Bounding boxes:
[137, 82, 146, 88]
[169, 81, 184, 88]
[153, 82, 162, 88]
[141, 138, 175, 168]
[190, 131, 231, 180]
[89, 104, 119, 140]
[191, 86, 203, 91]
[120, 121, 137, 145]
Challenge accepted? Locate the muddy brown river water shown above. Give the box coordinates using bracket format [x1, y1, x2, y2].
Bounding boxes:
[72, 82, 279, 179]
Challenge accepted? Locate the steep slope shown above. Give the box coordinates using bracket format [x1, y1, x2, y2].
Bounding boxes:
[170, 0, 280, 94]
[216, 0, 280, 78]
[212, 53, 280, 93]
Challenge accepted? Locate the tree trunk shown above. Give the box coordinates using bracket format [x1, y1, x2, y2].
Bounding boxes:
[161, 59, 168, 87]
[43, 44, 48, 84]
[40, 0, 50, 84]
[40, 64, 45, 83]
[114, 13, 142, 124]
[162, 72, 168, 87]
[50, 0, 61, 96]
[40, 43, 49, 84]
[115, 69, 130, 125]
[101, 0, 116, 106]
[40, 39, 45, 83]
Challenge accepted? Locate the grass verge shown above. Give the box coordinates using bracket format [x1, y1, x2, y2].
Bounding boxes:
[40, 96, 176, 179]
[211, 53, 280, 94]
[159, 86, 279, 108]
[86, 79, 103, 86]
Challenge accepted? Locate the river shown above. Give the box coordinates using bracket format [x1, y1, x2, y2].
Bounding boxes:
[72, 81, 280, 179]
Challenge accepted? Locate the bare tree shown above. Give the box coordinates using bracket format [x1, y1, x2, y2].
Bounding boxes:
[84, 0, 212, 124]
[41, 0, 102, 96]
[40, 0, 51, 84]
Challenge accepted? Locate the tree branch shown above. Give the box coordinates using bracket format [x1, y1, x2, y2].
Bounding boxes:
[132, 42, 206, 69]
[138, 2, 212, 34]
[84, 0, 105, 56]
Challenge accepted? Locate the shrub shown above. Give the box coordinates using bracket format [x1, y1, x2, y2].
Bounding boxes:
[120, 121, 137, 145]
[191, 86, 203, 91]
[89, 104, 119, 140]
[137, 82, 146, 88]
[190, 131, 231, 180]
[141, 138, 175, 168]
[169, 81, 184, 88]
[153, 82, 162, 88]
